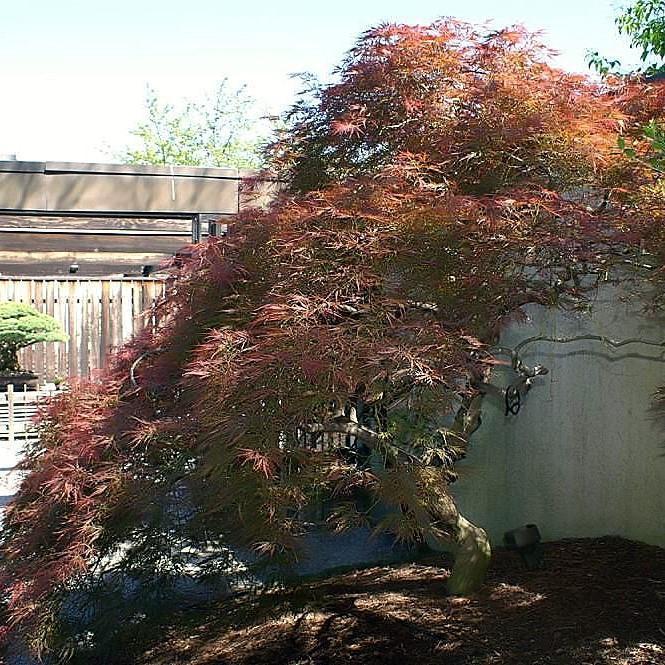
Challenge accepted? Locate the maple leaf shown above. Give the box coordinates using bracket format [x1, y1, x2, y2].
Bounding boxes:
[237, 448, 278, 478]
[331, 118, 365, 136]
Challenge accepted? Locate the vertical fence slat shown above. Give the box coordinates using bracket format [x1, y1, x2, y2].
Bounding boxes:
[33, 280, 45, 378]
[1, 277, 165, 381]
[67, 280, 77, 378]
[7, 384, 14, 447]
[88, 281, 101, 377]
[141, 281, 151, 330]
[55, 281, 67, 381]
[79, 286, 90, 379]
[44, 280, 56, 379]
[120, 282, 134, 346]
[132, 280, 142, 337]
[23, 384, 28, 447]
[100, 280, 111, 368]
[111, 280, 123, 353]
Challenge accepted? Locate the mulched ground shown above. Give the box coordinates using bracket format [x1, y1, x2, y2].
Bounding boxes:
[135, 537, 664, 665]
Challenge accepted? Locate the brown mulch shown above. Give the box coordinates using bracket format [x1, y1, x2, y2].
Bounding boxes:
[136, 537, 665, 665]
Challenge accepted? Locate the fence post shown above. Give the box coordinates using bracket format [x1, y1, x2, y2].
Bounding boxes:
[7, 384, 14, 446]
[191, 214, 201, 243]
[24, 383, 29, 446]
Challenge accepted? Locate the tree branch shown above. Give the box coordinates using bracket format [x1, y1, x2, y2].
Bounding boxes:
[303, 420, 381, 445]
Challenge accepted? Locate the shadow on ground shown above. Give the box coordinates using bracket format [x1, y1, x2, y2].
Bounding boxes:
[94, 537, 665, 664]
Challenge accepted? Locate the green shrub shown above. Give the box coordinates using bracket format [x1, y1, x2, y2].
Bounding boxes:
[0, 303, 68, 373]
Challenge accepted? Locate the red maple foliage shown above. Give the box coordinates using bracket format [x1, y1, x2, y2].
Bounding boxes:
[0, 19, 659, 658]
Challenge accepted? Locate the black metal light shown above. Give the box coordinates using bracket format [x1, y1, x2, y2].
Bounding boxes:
[504, 523, 544, 570]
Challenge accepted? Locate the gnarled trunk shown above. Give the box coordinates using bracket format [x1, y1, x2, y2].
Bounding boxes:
[444, 513, 491, 595]
[444, 393, 492, 594]
[424, 511, 491, 595]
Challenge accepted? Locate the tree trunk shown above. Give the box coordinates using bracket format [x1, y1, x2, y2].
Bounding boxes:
[424, 511, 491, 596]
[0, 343, 20, 373]
[438, 392, 492, 594]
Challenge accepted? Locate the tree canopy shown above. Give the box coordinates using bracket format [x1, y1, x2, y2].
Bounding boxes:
[0, 303, 67, 374]
[588, 0, 665, 76]
[1, 19, 662, 660]
[115, 81, 265, 169]
[618, 0, 665, 72]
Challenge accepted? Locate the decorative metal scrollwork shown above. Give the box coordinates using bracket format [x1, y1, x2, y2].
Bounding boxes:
[504, 385, 522, 416]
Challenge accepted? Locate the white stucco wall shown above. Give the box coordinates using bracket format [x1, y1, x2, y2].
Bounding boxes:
[453, 281, 665, 548]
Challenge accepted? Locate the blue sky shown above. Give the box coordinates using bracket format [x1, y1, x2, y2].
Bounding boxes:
[0, 0, 641, 162]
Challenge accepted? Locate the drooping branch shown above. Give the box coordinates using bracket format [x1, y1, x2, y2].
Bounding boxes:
[303, 420, 381, 445]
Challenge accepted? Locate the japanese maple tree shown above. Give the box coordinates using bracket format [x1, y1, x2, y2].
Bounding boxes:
[0, 19, 655, 658]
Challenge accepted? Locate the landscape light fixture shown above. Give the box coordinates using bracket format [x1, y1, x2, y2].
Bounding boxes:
[504, 524, 544, 570]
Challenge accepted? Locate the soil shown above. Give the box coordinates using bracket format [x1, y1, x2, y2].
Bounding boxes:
[135, 537, 664, 665]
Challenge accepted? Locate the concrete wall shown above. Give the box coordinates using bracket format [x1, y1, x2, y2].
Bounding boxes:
[453, 281, 665, 548]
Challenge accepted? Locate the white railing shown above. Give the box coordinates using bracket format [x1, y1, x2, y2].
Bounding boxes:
[0, 383, 60, 447]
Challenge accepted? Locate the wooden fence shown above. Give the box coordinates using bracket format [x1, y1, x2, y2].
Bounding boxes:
[0, 277, 166, 380]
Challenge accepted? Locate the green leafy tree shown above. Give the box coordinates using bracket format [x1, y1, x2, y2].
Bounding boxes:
[588, 2, 665, 173]
[0, 303, 68, 373]
[116, 81, 265, 169]
[618, 119, 665, 173]
[618, 2, 665, 171]
[617, 0, 665, 72]
[588, 0, 665, 76]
